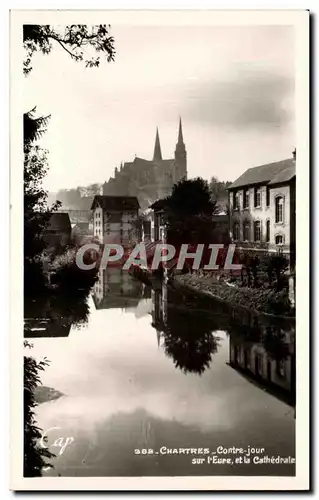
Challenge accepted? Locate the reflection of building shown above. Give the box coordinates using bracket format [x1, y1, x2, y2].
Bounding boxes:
[151, 283, 168, 346]
[227, 151, 296, 268]
[103, 119, 187, 210]
[228, 327, 295, 405]
[91, 195, 140, 246]
[24, 318, 71, 338]
[43, 213, 71, 249]
[93, 268, 144, 310]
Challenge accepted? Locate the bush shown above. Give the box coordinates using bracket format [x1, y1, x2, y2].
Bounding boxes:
[264, 290, 292, 316]
[50, 246, 98, 293]
[24, 343, 54, 476]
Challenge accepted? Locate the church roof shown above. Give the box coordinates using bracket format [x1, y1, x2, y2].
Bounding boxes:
[91, 195, 140, 211]
[228, 158, 295, 190]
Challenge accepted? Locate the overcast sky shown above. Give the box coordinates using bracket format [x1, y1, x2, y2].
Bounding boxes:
[24, 24, 295, 192]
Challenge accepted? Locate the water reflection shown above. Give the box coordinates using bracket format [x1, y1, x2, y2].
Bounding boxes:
[151, 281, 295, 406]
[24, 288, 91, 338]
[27, 271, 295, 477]
[152, 284, 220, 375]
[93, 268, 150, 310]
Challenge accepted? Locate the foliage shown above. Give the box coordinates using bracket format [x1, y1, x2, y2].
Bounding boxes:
[50, 247, 99, 295]
[23, 24, 115, 75]
[266, 253, 289, 291]
[264, 290, 293, 316]
[24, 349, 55, 476]
[161, 306, 220, 375]
[209, 176, 231, 212]
[51, 185, 101, 210]
[162, 178, 220, 247]
[168, 177, 216, 216]
[24, 108, 62, 294]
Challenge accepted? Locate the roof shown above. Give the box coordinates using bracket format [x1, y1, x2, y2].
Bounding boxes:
[72, 221, 89, 230]
[47, 213, 71, 231]
[149, 198, 170, 211]
[228, 158, 295, 190]
[91, 195, 140, 211]
[268, 164, 296, 185]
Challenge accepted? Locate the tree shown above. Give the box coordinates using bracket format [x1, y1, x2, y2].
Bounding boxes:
[24, 108, 62, 293]
[164, 178, 218, 248]
[162, 307, 220, 375]
[24, 343, 55, 476]
[266, 253, 289, 291]
[23, 24, 116, 477]
[23, 24, 115, 75]
[209, 176, 231, 212]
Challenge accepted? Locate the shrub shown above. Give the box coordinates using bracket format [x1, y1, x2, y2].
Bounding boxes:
[24, 343, 54, 476]
[264, 290, 292, 316]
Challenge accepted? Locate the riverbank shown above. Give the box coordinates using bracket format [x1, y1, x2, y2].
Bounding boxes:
[173, 273, 295, 318]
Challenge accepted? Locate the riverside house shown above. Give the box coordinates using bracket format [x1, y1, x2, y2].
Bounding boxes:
[91, 195, 140, 248]
[227, 151, 296, 269]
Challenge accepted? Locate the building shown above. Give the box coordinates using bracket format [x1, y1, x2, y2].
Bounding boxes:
[228, 326, 295, 406]
[149, 198, 169, 243]
[43, 213, 71, 249]
[103, 119, 187, 210]
[93, 268, 144, 310]
[91, 195, 140, 246]
[227, 151, 296, 267]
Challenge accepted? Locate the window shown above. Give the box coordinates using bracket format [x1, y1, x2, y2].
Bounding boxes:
[244, 350, 251, 369]
[255, 354, 263, 376]
[235, 345, 241, 364]
[275, 196, 284, 223]
[254, 187, 261, 207]
[254, 221, 261, 241]
[243, 189, 250, 209]
[266, 186, 270, 207]
[266, 220, 270, 242]
[243, 221, 250, 241]
[233, 191, 240, 210]
[275, 234, 284, 245]
[233, 222, 240, 241]
[276, 359, 286, 378]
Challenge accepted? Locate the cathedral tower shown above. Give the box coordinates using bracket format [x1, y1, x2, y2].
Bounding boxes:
[153, 127, 162, 161]
[174, 117, 187, 183]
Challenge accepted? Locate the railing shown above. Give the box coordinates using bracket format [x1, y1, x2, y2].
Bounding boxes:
[233, 241, 291, 254]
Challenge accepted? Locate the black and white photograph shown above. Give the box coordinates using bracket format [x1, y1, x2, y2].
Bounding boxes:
[9, 9, 309, 491]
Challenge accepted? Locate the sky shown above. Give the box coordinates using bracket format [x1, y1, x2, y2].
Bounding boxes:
[23, 23, 295, 193]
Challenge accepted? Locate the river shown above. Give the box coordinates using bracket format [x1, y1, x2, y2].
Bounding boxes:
[25, 268, 295, 477]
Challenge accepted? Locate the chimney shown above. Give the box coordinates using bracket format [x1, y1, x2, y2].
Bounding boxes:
[292, 148, 296, 161]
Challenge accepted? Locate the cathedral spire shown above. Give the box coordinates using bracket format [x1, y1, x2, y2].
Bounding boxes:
[153, 127, 162, 161]
[174, 116, 187, 182]
[178, 116, 184, 144]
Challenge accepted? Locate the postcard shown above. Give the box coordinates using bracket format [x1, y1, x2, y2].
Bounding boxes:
[10, 9, 309, 491]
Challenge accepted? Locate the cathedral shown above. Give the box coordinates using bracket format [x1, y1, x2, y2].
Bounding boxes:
[103, 118, 187, 210]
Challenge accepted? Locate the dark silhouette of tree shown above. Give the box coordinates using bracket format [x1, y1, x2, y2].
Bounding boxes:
[24, 342, 55, 476]
[209, 176, 231, 212]
[23, 24, 115, 75]
[161, 305, 220, 375]
[162, 178, 220, 249]
[266, 254, 289, 291]
[168, 177, 216, 216]
[23, 23, 115, 477]
[24, 108, 62, 295]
